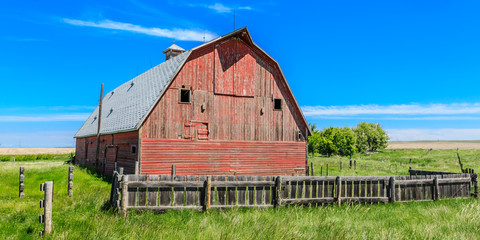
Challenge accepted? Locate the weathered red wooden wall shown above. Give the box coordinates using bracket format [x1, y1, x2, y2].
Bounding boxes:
[142, 37, 307, 142]
[141, 36, 308, 175]
[140, 139, 306, 175]
[75, 131, 138, 175]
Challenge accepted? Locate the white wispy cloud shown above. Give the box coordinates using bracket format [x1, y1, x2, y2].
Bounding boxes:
[387, 129, 480, 141]
[302, 103, 480, 117]
[208, 3, 232, 13]
[63, 18, 217, 41]
[0, 114, 89, 122]
[192, 3, 253, 14]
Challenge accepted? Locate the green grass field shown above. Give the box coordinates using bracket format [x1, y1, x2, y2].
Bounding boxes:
[1, 150, 479, 239]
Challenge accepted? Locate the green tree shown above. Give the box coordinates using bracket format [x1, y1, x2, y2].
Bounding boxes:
[334, 127, 357, 158]
[353, 122, 389, 152]
[318, 127, 339, 157]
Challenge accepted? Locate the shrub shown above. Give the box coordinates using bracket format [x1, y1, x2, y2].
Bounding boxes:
[0, 155, 12, 162]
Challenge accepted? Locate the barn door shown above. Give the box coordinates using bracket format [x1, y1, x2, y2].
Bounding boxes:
[104, 146, 118, 175]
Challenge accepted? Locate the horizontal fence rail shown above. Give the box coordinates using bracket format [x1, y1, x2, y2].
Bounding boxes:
[409, 169, 459, 176]
[110, 171, 478, 215]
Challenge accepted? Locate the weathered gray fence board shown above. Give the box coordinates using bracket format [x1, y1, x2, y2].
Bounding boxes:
[128, 175, 139, 206]
[256, 176, 264, 205]
[247, 176, 255, 205]
[237, 176, 247, 205]
[282, 180, 289, 199]
[227, 176, 236, 205]
[147, 175, 159, 206]
[265, 176, 273, 204]
[372, 180, 378, 198]
[137, 175, 147, 206]
[304, 179, 311, 199]
[290, 179, 297, 201]
[159, 175, 171, 206]
[185, 175, 197, 206]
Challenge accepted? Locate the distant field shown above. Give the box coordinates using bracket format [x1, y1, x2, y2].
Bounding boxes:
[388, 141, 480, 149]
[0, 148, 75, 155]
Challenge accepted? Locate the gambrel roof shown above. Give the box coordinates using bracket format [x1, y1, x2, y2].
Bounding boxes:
[75, 27, 311, 138]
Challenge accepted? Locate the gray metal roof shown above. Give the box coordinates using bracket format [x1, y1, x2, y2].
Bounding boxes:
[74, 51, 191, 138]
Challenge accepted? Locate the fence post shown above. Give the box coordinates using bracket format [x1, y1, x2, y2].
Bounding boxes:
[349, 160, 352, 169]
[320, 166, 323, 176]
[171, 164, 176, 180]
[121, 175, 128, 218]
[326, 164, 329, 176]
[275, 176, 283, 207]
[473, 173, 478, 199]
[336, 176, 342, 207]
[389, 177, 395, 203]
[39, 181, 53, 235]
[204, 177, 211, 211]
[340, 162, 343, 171]
[433, 176, 439, 201]
[354, 160, 356, 170]
[68, 166, 74, 196]
[19, 167, 25, 199]
[306, 165, 310, 176]
[310, 162, 314, 176]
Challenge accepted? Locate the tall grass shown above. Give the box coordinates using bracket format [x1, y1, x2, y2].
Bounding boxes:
[0, 150, 479, 239]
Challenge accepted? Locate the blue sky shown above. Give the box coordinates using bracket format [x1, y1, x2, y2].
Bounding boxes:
[1, 0, 480, 147]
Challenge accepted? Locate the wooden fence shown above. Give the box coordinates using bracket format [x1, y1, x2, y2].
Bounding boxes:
[110, 171, 478, 215]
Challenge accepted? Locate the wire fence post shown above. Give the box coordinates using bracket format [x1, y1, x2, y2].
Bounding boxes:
[19, 167, 25, 199]
[68, 166, 74, 196]
[39, 181, 53, 235]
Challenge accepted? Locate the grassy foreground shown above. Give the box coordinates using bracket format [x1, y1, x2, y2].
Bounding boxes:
[0, 150, 479, 239]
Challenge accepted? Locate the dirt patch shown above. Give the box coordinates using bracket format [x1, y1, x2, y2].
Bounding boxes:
[387, 141, 480, 149]
[0, 148, 75, 155]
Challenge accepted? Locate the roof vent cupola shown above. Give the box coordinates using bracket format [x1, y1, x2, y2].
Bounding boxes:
[163, 43, 186, 61]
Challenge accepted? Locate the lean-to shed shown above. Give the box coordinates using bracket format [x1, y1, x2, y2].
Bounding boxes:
[74, 27, 312, 176]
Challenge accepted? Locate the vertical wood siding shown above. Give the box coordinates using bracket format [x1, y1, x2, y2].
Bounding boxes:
[140, 139, 306, 176]
[142, 37, 307, 142]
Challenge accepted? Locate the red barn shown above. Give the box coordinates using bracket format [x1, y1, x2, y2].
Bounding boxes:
[74, 27, 311, 176]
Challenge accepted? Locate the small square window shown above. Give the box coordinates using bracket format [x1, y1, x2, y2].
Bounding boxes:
[131, 145, 137, 154]
[179, 88, 191, 103]
[274, 98, 282, 110]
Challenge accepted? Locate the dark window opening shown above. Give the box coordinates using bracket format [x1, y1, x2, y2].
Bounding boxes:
[131, 145, 137, 154]
[274, 98, 282, 110]
[180, 88, 191, 103]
